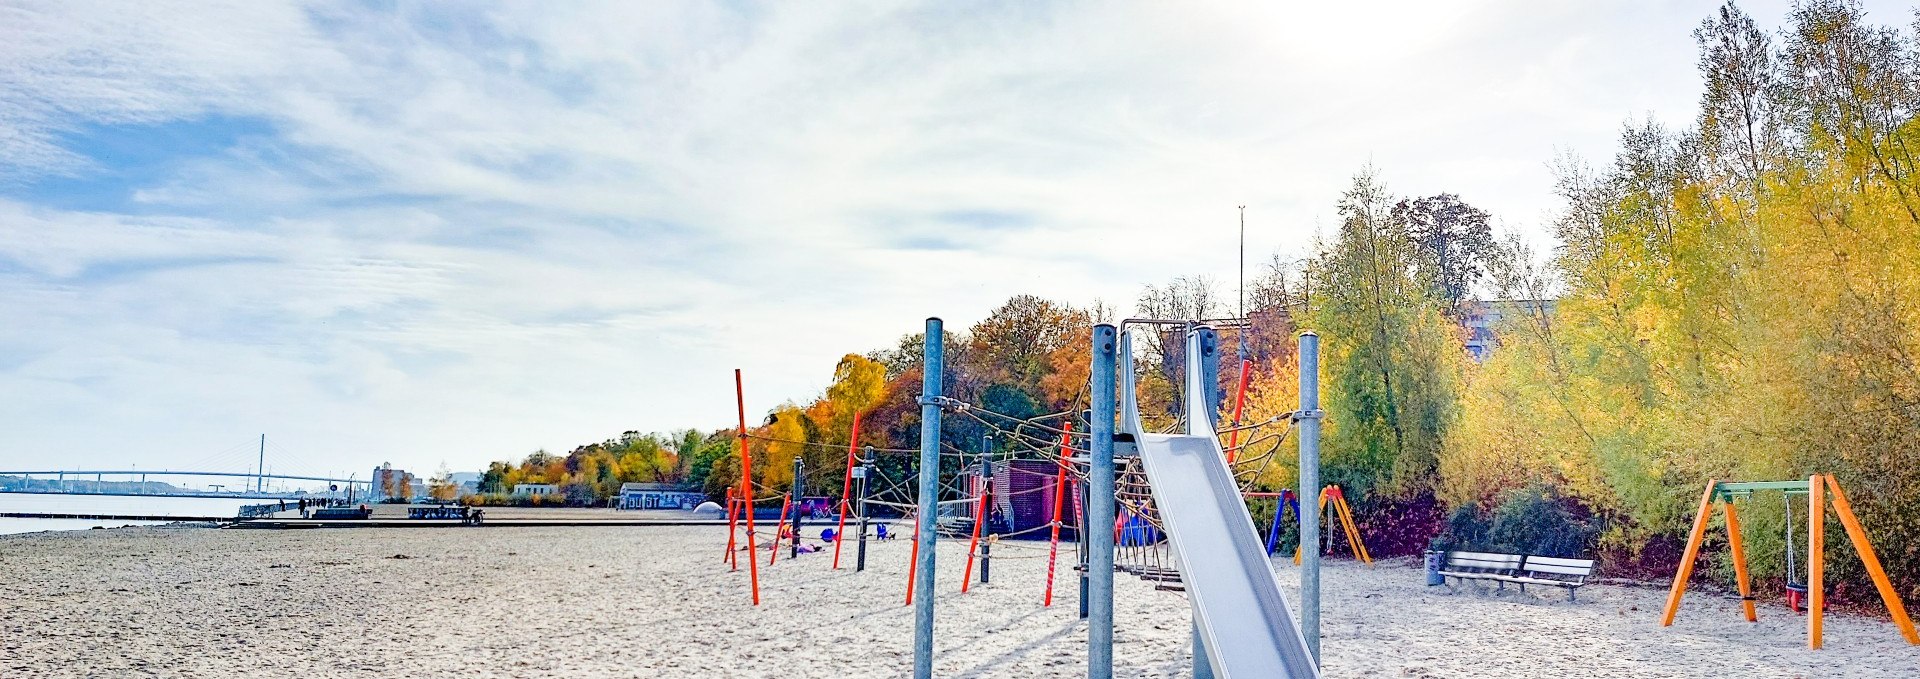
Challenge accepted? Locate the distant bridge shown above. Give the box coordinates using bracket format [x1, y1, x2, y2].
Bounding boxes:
[0, 469, 371, 497]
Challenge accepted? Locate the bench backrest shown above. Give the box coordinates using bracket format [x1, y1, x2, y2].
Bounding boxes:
[1445, 551, 1524, 572]
[1521, 555, 1596, 583]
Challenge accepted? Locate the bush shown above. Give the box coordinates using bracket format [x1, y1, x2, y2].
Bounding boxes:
[1433, 484, 1602, 558]
[1430, 504, 1489, 553]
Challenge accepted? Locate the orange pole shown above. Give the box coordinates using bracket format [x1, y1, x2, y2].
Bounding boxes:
[831, 412, 863, 570]
[1661, 479, 1719, 627]
[1723, 501, 1757, 622]
[1332, 488, 1371, 565]
[1824, 475, 1919, 644]
[1809, 474, 1825, 649]
[905, 513, 921, 606]
[724, 488, 739, 568]
[962, 474, 988, 593]
[735, 369, 761, 606]
[1224, 359, 1252, 463]
[768, 493, 791, 566]
[1044, 424, 1072, 607]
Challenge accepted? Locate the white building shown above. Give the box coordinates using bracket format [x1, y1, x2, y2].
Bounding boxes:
[511, 483, 558, 497]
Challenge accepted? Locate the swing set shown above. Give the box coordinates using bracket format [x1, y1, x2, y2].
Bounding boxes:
[1250, 485, 1373, 565]
[1660, 474, 1919, 649]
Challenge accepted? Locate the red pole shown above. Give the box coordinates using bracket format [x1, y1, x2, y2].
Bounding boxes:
[905, 513, 922, 605]
[831, 411, 863, 570]
[724, 487, 739, 568]
[1225, 359, 1252, 463]
[735, 369, 761, 605]
[769, 493, 792, 566]
[962, 473, 988, 593]
[1044, 423, 1072, 607]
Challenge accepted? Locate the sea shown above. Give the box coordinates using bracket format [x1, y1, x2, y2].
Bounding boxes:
[0, 493, 270, 535]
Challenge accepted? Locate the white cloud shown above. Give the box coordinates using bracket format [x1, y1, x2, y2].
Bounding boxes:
[2, 0, 1913, 476]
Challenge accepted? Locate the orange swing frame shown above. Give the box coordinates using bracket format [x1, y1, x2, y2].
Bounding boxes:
[1660, 474, 1919, 649]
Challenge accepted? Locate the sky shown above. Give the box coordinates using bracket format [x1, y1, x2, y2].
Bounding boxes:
[3, 0, 1916, 481]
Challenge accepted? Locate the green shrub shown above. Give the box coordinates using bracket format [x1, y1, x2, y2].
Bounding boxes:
[1433, 484, 1602, 558]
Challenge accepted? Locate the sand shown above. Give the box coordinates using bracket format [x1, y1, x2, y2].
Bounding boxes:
[3, 522, 1916, 678]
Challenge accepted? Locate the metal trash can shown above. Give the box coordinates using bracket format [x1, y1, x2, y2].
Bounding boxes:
[1424, 550, 1446, 586]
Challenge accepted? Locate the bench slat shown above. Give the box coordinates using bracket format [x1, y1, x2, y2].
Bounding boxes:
[1508, 575, 1584, 587]
[1525, 563, 1595, 576]
[1447, 561, 1518, 571]
[1448, 551, 1516, 561]
[1526, 556, 1595, 568]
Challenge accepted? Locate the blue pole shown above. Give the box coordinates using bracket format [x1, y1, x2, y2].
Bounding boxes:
[1088, 323, 1117, 679]
[912, 318, 944, 679]
[1265, 496, 1285, 556]
[1297, 331, 1323, 665]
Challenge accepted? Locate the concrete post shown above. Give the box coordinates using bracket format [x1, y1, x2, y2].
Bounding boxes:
[1089, 323, 1118, 679]
[912, 318, 944, 679]
[1297, 331, 1323, 665]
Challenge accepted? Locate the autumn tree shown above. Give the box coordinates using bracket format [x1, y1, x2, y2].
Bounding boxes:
[1390, 193, 1496, 312]
[1305, 168, 1464, 500]
[427, 463, 458, 502]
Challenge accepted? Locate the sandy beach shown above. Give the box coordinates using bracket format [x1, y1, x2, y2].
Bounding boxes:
[3, 523, 1916, 678]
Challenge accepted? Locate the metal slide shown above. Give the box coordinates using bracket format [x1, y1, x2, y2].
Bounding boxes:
[1121, 327, 1319, 678]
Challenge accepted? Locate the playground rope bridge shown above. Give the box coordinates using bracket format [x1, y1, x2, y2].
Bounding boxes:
[721, 317, 1333, 679]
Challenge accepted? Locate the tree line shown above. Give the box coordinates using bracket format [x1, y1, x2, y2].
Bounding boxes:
[468, 0, 1920, 602]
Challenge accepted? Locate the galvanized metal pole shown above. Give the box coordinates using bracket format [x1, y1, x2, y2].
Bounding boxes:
[1193, 623, 1215, 679]
[856, 447, 873, 572]
[1088, 323, 1118, 679]
[1297, 331, 1323, 664]
[980, 436, 993, 585]
[791, 456, 804, 560]
[1079, 470, 1091, 620]
[912, 318, 944, 679]
[1198, 327, 1222, 420]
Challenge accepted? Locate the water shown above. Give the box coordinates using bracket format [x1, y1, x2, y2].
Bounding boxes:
[0, 517, 172, 535]
[0, 493, 268, 535]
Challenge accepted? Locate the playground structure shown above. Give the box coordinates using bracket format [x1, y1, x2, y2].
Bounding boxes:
[720, 318, 1332, 678]
[1660, 476, 1920, 649]
[1121, 324, 1320, 676]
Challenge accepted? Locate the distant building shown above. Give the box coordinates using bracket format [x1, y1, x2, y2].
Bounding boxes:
[448, 472, 482, 495]
[1461, 299, 1555, 362]
[370, 464, 415, 502]
[511, 483, 558, 497]
[617, 482, 704, 510]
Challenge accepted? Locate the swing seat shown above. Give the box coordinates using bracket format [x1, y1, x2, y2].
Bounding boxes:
[1785, 583, 1808, 614]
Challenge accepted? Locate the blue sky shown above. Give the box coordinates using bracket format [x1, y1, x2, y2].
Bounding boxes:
[3, 0, 1914, 481]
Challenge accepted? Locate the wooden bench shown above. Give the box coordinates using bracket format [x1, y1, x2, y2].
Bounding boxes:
[1440, 551, 1596, 602]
